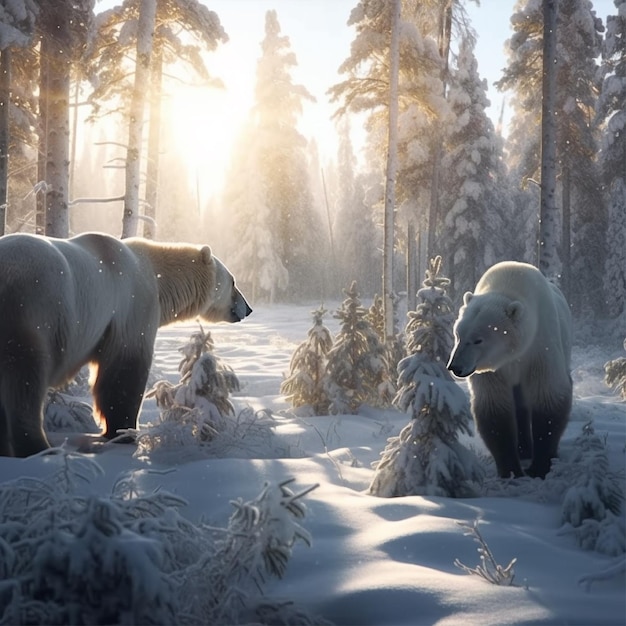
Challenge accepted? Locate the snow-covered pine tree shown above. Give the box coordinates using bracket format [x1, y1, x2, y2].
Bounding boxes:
[598, 0, 626, 320]
[280, 306, 333, 415]
[605, 339, 626, 400]
[557, 422, 625, 556]
[369, 256, 484, 498]
[324, 281, 394, 414]
[144, 325, 241, 445]
[367, 292, 404, 381]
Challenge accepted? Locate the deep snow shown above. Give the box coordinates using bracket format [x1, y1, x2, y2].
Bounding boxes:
[1, 303, 625, 625]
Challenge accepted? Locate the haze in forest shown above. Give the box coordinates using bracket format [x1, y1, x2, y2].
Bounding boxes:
[0, 0, 623, 342]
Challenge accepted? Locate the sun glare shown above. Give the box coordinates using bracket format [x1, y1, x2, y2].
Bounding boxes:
[165, 52, 256, 203]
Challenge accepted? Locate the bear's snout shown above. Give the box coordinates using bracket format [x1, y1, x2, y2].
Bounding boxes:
[447, 353, 474, 378]
[231, 291, 253, 322]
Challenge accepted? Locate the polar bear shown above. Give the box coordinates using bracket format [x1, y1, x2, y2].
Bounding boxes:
[447, 261, 572, 479]
[0, 232, 252, 457]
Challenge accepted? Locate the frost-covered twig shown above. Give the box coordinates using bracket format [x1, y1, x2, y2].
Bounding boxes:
[0, 449, 319, 625]
[454, 519, 517, 586]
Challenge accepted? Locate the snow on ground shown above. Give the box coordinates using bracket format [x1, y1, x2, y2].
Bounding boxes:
[1, 303, 625, 625]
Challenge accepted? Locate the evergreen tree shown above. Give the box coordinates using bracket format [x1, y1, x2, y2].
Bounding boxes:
[559, 422, 624, 556]
[329, 0, 450, 288]
[497, 0, 605, 311]
[332, 116, 380, 297]
[281, 306, 333, 415]
[223, 10, 323, 301]
[148, 324, 239, 426]
[324, 281, 394, 414]
[439, 37, 510, 302]
[605, 339, 626, 399]
[598, 0, 626, 319]
[222, 122, 288, 303]
[368, 257, 483, 498]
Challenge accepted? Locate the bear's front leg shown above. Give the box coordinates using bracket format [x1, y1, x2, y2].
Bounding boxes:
[526, 387, 572, 479]
[471, 373, 524, 478]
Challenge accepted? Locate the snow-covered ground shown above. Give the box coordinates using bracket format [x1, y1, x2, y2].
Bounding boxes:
[1, 303, 625, 625]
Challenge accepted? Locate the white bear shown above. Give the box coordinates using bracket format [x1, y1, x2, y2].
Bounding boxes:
[447, 261, 572, 479]
[0, 232, 252, 457]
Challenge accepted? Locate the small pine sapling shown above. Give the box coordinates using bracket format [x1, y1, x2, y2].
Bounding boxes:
[604, 338, 626, 399]
[148, 324, 239, 418]
[281, 306, 333, 415]
[369, 256, 484, 497]
[324, 281, 395, 414]
[142, 326, 276, 459]
[557, 422, 625, 556]
[367, 293, 404, 380]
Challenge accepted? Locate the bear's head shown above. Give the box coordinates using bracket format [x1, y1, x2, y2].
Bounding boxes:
[447, 292, 526, 377]
[199, 247, 252, 324]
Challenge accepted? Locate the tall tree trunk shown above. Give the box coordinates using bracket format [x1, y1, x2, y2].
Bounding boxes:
[144, 45, 162, 239]
[122, 0, 156, 238]
[539, 0, 560, 278]
[0, 48, 10, 235]
[406, 224, 416, 309]
[383, 0, 400, 341]
[561, 165, 571, 299]
[36, 39, 49, 236]
[427, 1, 453, 261]
[46, 37, 71, 237]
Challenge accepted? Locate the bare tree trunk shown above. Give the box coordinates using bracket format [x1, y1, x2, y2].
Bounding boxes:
[561, 165, 571, 299]
[45, 71, 70, 237]
[427, 1, 453, 260]
[383, 0, 400, 341]
[0, 49, 10, 235]
[44, 13, 71, 238]
[407, 220, 418, 312]
[539, 0, 560, 278]
[122, 0, 156, 238]
[144, 45, 162, 239]
[36, 39, 49, 235]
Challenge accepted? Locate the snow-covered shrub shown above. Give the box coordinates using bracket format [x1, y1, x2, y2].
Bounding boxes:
[557, 422, 625, 556]
[324, 281, 395, 414]
[148, 324, 240, 418]
[369, 257, 484, 497]
[281, 306, 333, 415]
[454, 519, 517, 586]
[44, 390, 101, 434]
[44, 367, 101, 435]
[604, 338, 626, 399]
[140, 325, 277, 460]
[136, 405, 278, 461]
[0, 448, 319, 625]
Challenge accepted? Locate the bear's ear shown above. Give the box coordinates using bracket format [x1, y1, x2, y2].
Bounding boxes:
[200, 246, 213, 265]
[463, 292, 474, 306]
[506, 300, 524, 321]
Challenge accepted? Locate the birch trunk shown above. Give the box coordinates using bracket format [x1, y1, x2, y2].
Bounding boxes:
[383, 0, 400, 341]
[539, 0, 560, 279]
[122, 0, 156, 238]
[45, 39, 71, 238]
[144, 45, 162, 239]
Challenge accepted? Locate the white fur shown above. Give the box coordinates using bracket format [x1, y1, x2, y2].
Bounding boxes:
[0, 232, 251, 457]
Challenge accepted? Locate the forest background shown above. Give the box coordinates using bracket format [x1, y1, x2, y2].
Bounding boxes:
[0, 0, 624, 341]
